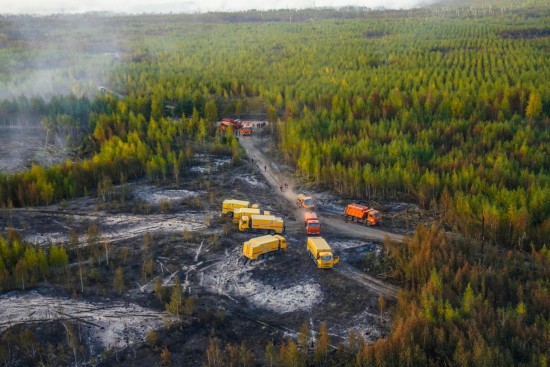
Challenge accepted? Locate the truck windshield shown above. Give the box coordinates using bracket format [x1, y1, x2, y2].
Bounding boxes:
[320, 255, 333, 261]
[304, 199, 313, 206]
[307, 223, 320, 228]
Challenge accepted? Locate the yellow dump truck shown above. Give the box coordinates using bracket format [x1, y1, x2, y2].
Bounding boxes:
[242, 235, 287, 260]
[222, 199, 259, 217]
[307, 237, 339, 269]
[239, 214, 285, 234]
[232, 207, 262, 224]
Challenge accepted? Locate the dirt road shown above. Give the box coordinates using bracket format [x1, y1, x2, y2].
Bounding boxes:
[238, 134, 406, 243]
[238, 132, 402, 300]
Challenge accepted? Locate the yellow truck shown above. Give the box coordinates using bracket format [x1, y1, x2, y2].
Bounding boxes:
[307, 237, 339, 269]
[222, 199, 259, 217]
[296, 194, 314, 209]
[239, 214, 285, 234]
[232, 207, 262, 224]
[242, 235, 287, 260]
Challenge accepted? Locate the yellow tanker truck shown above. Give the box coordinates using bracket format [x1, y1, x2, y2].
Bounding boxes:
[221, 199, 259, 217]
[239, 214, 285, 234]
[242, 235, 287, 260]
[307, 237, 339, 269]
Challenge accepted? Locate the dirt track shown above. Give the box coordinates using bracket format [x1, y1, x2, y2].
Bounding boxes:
[238, 132, 401, 300]
[238, 133, 406, 244]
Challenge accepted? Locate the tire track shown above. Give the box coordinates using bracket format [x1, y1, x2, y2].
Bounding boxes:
[239, 134, 401, 300]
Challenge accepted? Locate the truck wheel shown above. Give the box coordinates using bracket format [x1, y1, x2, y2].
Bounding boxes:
[228, 212, 233, 218]
[264, 229, 269, 235]
[270, 230, 276, 235]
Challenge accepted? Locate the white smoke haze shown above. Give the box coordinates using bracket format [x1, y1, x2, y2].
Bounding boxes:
[0, 11, 124, 100]
[0, 0, 443, 100]
[1, 0, 438, 15]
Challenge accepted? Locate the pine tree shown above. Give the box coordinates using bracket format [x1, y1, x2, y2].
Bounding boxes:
[298, 322, 310, 353]
[153, 276, 164, 304]
[525, 91, 542, 120]
[314, 322, 329, 365]
[166, 276, 182, 317]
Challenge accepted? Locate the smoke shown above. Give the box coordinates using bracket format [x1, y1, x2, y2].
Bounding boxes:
[0, 14, 122, 173]
[0, 14, 124, 100]
[2, 0, 441, 15]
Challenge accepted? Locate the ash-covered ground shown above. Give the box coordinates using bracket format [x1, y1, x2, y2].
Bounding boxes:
[0, 126, 70, 173]
[0, 134, 415, 365]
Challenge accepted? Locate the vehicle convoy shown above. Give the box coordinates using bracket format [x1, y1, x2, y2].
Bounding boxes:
[240, 123, 252, 136]
[222, 199, 259, 217]
[232, 207, 262, 223]
[239, 214, 285, 234]
[307, 237, 339, 269]
[304, 211, 320, 235]
[242, 235, 287, 260]
[344, 203, 381, 226]
[296, 194, 314, 209]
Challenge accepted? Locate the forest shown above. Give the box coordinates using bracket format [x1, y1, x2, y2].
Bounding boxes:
[0, 1, 549, 365]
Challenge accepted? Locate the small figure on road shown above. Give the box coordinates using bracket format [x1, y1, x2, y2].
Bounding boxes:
[284, 182, 288, 189]
[264, 165, 267, 171]
[279, 185, 283, 192]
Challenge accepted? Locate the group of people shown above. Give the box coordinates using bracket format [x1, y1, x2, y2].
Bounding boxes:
[279, 183, 288, 192]
[254, 121, 268, 128]
[232, 121, 268, 135]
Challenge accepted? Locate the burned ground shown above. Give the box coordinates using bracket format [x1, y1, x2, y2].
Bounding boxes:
[0, 125, 70, 173]
[0, 130, 420, 365]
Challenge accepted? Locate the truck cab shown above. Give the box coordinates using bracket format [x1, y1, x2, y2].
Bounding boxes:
[317, 251, 339, 268]
[240, 124, 252, 136]
[304, 211, 320, 235]
[239, 215, 251, 232]
[366, 209, 381, 226]
[307, 237, 339, 269]
[296, 194, 315, 209]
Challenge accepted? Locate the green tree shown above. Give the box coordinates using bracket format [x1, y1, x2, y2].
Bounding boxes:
[462, 282, 474, 314]
[204, 100, 218, 122]
[48, 245, 68, 278]
[166, 276, 182, 317]
[525, 91, 542, 120]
